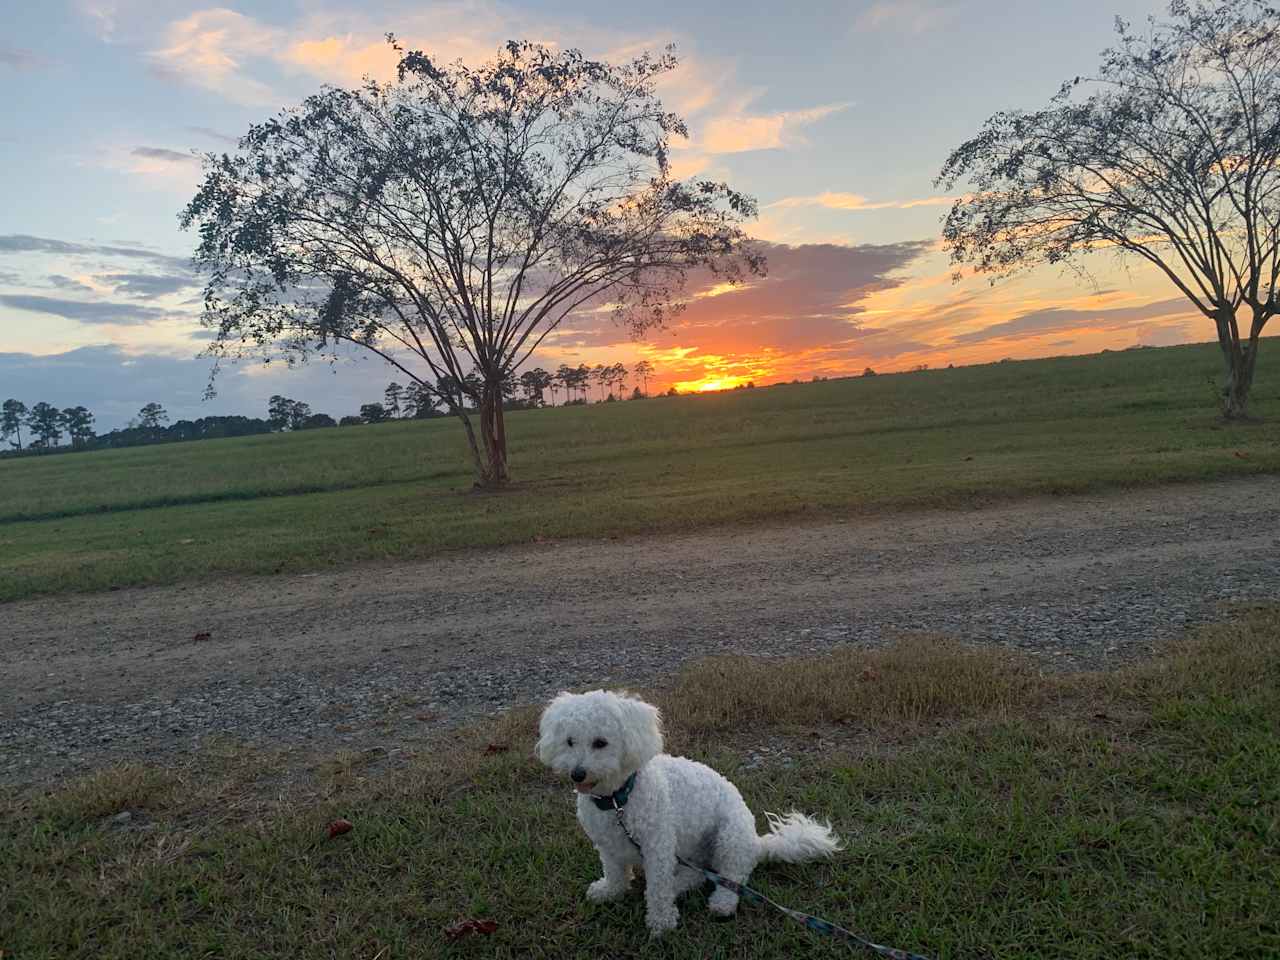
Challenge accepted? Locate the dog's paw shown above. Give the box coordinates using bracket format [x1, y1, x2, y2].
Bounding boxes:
[708, 887, 740, 917]
[646, 907, 679, 937]
[587, 879, 626, 903]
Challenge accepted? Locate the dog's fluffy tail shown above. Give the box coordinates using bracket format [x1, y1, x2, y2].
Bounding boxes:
[756, 811, 843, 864]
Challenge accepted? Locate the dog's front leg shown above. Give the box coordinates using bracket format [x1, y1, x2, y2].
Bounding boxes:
[586, 849, 632, 902]
[641, 829, 679, 936]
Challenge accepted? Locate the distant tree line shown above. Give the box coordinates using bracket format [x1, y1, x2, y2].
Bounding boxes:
[0, 361, 665, 459]
[0, 398, 281, 458]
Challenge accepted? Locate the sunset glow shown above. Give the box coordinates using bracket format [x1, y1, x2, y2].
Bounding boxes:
[0, 0, 1220, 427]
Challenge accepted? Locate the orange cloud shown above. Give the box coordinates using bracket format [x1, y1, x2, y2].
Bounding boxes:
[280, 35, 400, 85]
[699, 102, 849, 154]
[769, 192, 959, 211]
[150, 8, 280, 105]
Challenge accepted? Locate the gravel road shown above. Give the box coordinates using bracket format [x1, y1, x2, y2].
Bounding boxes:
[3, 476, 1277, 788]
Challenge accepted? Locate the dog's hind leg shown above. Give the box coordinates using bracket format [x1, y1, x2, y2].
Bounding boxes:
[672, 863, 705, 898]
[706, 817, 758, 916]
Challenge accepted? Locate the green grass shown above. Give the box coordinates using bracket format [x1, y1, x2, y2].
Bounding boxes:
[2, 341, 1278, 602]
[4, 608, 1278, 958]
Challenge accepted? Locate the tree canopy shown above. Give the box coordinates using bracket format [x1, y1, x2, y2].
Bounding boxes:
[937, 0, 1280, 418]
[182, 39, 763, 484]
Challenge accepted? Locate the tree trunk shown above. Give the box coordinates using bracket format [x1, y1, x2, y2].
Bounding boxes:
[449, 403, 492, 486]
[476, 382, 509, 488]
[1217, 308, 1266, 420]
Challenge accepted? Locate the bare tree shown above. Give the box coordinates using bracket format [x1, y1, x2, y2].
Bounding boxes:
[182, 40, 762, 485]
[938, 0, 1280, 419]
[633, 359, 654, 395]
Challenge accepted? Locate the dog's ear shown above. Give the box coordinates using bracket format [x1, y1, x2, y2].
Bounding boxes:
[536, 692, 573, 764]
[617, 694, 663, 771]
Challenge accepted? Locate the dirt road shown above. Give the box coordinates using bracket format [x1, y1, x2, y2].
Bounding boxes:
[3, 476, 1277, 787]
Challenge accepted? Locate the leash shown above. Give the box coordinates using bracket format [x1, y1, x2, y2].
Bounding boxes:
[607, 798, 932, 960]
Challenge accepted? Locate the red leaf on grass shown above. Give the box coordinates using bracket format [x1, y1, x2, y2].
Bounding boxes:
[444, 918, 498, 940]
[327, 818, 353, 839]
[483, 743, 510, 755]
[859, 666, 879, 682]
[1234, 451, 1250, 459]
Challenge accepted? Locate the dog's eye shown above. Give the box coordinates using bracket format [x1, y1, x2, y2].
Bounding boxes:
[566, 737, 574, 747]
[592, 738, 608, 749]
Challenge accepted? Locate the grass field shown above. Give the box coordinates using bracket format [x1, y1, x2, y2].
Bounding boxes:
[5, 607, 1278, 958]
[2, 341, 1278, 603]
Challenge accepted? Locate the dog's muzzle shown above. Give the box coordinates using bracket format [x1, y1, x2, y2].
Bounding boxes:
[570, 766, 587, 783]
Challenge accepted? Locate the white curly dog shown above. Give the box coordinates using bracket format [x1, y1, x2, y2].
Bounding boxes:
[537, 689, 842, 936]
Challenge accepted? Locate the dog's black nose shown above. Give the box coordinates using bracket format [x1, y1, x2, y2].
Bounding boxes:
[570, 766, 587, 783]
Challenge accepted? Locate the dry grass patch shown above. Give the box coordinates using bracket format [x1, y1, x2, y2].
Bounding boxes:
[666, 636, 1063, 734]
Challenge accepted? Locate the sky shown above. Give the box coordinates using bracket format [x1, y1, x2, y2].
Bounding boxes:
[0, 0, 1204, 429]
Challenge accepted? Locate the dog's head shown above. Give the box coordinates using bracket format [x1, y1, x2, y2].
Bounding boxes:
[536, 690, 663, 797]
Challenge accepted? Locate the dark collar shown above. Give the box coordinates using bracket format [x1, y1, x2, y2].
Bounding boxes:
[590, 771, 638, 811]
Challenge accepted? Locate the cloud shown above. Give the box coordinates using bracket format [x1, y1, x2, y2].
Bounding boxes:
[699, 102, 849, 154]
[1136, 321, 1194, 347]
[279, 34, 401, 86]
[0, 46, 46, 69]
[949, 297, 1193, 345]
[79, 0, 119, 41]
[185, 125, 239, 146]
[0, 294, 174, 326]
[769, 192, 959, 212]
[149, 8, 282, 106]
[147, 5, 524, 106]
[131, 146, 199, 165]
[0, 345, 216, 429]
[98, 272, 201, 299]
[856, 1, 955, 34]
[47, 274, 95, 293]
[542, 239, 931, 373]
[0, 234, 194, 274]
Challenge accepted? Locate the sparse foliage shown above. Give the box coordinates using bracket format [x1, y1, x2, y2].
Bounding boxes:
[60, 406, 95, 449]
[633, 359, 655, 396]
[26, 402, 63, 450]
[137, 403, 169, 430]
[384, 382, 403, 419]
[359, 403, 390, 424]
[939, 0, 1280, 418]
[181, 39, 763, 486]
[2, 399, 27, 451]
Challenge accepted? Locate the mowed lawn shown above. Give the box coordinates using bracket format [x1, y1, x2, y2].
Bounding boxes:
[2, 341, 1278, 602]
[5, 609, 1279, 958]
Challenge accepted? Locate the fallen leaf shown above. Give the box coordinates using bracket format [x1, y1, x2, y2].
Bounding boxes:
[192, 632, 212, 643]
[859, 666, 879, 682]
[1234, 451, 1250, 459]
[327, 818, 353, 840]
[483, 743, 510, 755]
[444, 919, 498, 940]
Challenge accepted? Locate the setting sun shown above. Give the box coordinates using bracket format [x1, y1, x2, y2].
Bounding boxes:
[675, 376, 752, 393]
